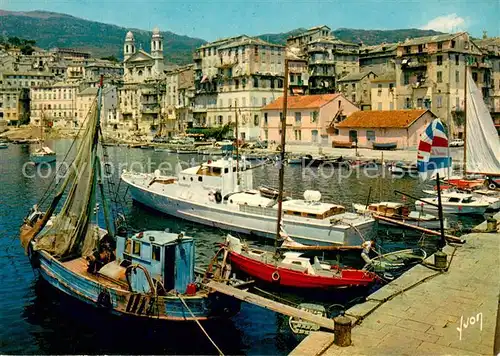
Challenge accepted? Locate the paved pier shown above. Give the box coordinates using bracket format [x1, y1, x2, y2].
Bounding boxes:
[290, 231, 500, 356]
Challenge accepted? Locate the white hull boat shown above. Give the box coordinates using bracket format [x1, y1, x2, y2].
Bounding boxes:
[122, 159, 375, 246]
[416, 192, 489, 215]
[422, 189, 500, 211]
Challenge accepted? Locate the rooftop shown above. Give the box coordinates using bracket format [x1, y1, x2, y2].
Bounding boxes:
[337, 109, 433, 128]
[400, 32, 464, 47]
[218, 36, 284, 50]
[359, 43, 398, 55]
[337, 71, 376, 82]
[263, 94, 341, 110]
[371, 71, 396, 82]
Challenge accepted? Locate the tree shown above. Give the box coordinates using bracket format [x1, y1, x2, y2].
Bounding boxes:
[7, 36, 21, 46]
[101, 55, 119, 62]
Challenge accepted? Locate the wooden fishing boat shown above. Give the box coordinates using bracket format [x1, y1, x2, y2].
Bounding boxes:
[289, 303, 327, 338]
[332, 140, 355, 148]
[224, 235, 377, 289]
[0, 142, 8, 149]
[353, 202, 448, 230]
[31, 110, 56, 165]
[373, 142, 397, 150]
[19, 82, 243, 323]
[301, 154, 348, 168]
[362, 248, 427, 273]
[388, 163, 418, 176]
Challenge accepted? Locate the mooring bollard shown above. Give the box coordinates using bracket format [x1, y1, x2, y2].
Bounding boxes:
[434, 250, 448, 269]
[334, 313, 352, 347]
[486, 217, 497, 233]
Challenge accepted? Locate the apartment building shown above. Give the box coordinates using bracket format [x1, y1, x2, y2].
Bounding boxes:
[76, 85, 118, 130]
[394, 32, 487, 137]
[359, 43, 397, 74]
[370, 72, 397, 110]
[84, 60, 123, 81]
[165, 64, 195, 133]
[476, 36, 500, 117]
[30, 81, 79, 128]
[337, 71, 377, 110]
[193, 36, 285, 139]
[286, 25, 332, 50]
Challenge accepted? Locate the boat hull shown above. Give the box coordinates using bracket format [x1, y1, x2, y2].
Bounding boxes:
[34, 249, 240, 321]
[125, 180, 374, 246]
[31, 153, 56, 164]
[415, 201, 488, 215]
[228, 251, 375, 289]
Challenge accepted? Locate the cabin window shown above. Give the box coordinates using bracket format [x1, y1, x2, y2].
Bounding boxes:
[449, 197, 460, 203]
[198, 176, 203, 182]
[133, 241, 141, 255]
[190, 177, 193, 181]
[124, 239, 131, 254]
[293, 211, 301, 216]
[291, 261, 302, 266]
[152, 245, 161, 261]
[307, 213, 317, 218]
[224, 168, 229, 173]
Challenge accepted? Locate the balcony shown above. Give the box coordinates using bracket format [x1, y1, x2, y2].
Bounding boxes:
[193, 52, 201, 61]
[307, 45, 328, 53]
[141, 104, 159, 113]
[401, 57, 428, 69]
[309, 58, 335, 65]
[479, 62, 492, 69]
[216, 57, 238, 68]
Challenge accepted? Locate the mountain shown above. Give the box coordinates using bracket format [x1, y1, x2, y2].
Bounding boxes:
[257, 27, 443, 46]
[0, 10, 206, 65]
[0, 10, 444, 65]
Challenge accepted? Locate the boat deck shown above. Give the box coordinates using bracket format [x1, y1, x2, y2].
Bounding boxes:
[61, 257, 129, 290]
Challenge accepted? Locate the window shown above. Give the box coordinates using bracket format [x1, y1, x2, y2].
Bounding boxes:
[133, 241, 141, 255]
[437, 42, 442, 51]
[253, 77, 259, 88]
[152, 245, 161, 261]
[294, 130, 302, 141]
[472, 72, 478, 82]
[405, 46, 410, 54]
[235, 79, 239, 89]
[264, 112, 268, 124]
[377, 102, 382, 110]
[366, 130, 376, 141]
[351, 94, 356, 102]
[437, 55, 443, 66]
[437, 71, 442, 83]
[405, 97, 411, 109]
[351, 83, 356, 90]
[254, 115, 259, 126]
[254, 46, 258, 56]
[125, 239, 131, 254]
[270, 79, 275, 89]
[455, 54, 460, 65]
[311, 111, 318, 122]
[456, 70, 460, 83]
[417, 98, 423, 108]
[262, 98, 267, 106]
[451, 40, 456, 48]
[464, 41, 469, 49]
[277, 79, 283, 88]
[418, 44, 423, 52]
[389, 83, 394, 92]
[436, 96, 442, 108]
[295, 112, 301, 124]
[290, 74, 295, 83]
[403, 72, 410, 85]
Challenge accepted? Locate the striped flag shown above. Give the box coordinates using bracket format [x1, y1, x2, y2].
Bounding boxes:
[417, 118, 452, 181]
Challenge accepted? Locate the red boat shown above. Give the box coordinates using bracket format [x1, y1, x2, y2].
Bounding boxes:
[445, 178, 484, 189]
[223, 235, 377, 289]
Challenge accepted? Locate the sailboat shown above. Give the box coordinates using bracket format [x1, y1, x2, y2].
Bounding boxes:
[19, 82, 243, 322]
[416, 118, 489, 215]
[447, 69, 500, 187]
[222, 59, 377, 289]
[31, 110, 56, 165]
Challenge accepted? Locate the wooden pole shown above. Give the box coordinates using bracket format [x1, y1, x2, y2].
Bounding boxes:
[234, 104, 240, 186]
[435, 173, 446, 249]
[275, 59, 289, 248]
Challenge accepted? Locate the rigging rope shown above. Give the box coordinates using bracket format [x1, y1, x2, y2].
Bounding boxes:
[178, 295, 224, 356]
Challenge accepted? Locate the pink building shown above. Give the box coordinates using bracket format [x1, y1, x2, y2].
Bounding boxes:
[335, 109, 437, 149]
[261, 94, 359, 144]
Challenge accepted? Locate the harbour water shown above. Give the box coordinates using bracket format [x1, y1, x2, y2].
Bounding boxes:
[0, 141, 483, 354]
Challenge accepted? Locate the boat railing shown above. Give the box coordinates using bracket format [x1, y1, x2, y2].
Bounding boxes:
[239, 204, 276, 217]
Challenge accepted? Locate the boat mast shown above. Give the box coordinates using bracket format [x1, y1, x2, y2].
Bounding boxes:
[234, 103, 240, 186]
[463, 58, 468, 175]
[275, 58, 289, 248]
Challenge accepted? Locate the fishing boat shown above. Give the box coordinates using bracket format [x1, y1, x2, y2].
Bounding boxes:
[362, 248, 427, 274]
[289, 303, 327, 338]
[31, 111, 56, 165]
[388, 163, 418, 176]
[301, 154, 348, 168]
[224, 235, 377, 289]
[19, 82, 243, 323]
[287, 157, 302, 165]
[0, 142, 8, 149]
[372, 142, 397, 150]
[422, 188, 500, 211]
[352, 202, 448, 230]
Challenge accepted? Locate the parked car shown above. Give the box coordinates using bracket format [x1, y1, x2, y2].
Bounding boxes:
[449, 139, 464, 147]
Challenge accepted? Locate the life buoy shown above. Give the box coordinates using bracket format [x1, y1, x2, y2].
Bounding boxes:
[214, 191, 222, 203]
[488, 183, 496, 190]
[271, 270, 280, 282]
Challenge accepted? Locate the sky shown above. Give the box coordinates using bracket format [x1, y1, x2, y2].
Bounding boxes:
[0, 0, 498, 41]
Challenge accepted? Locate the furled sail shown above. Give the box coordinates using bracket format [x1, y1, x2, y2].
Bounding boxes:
[465, 72, 500, 175]
[34, 90, 103, 258]
[417, 118, 451, 180]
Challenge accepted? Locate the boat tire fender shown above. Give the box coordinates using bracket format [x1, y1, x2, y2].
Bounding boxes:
[271, 270, 280, 283]
[488, 183, 496, 190]
[215, 191, 222, 203]
[97, 290, 112, 309]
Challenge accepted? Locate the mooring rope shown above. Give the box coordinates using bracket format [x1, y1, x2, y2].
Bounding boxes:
[178, 295, 224, 356]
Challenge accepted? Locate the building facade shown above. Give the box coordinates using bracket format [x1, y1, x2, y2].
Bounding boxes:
[261, 93, 359, 144]
[370, 72, 397, 110]
[30, 81, 79, 128]
[337, 71, 377, 110]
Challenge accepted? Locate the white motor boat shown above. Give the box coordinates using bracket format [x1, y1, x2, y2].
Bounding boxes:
[416, 192, 489, 215]
[422, 189, 500, 211]
[121, 158, 375, 246]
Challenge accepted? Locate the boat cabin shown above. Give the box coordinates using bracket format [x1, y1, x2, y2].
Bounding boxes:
[107, 231, 195, 294]
[367, 202, 409, 217]
[282, 200, 345, 220]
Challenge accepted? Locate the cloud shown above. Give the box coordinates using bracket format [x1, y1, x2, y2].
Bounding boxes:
[420, 14, 467, 33]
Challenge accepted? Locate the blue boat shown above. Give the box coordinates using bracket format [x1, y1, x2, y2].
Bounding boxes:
[19, 83, 243, 323]
[0, 143, 8, 149]
[30, 148, 56, 164]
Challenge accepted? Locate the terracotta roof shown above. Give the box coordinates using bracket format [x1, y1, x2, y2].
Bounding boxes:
[262, 94, 341, 110]
[337, 109, 434, 128]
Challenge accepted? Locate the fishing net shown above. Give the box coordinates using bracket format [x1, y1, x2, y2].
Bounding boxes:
[34, 97, 101, 259]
